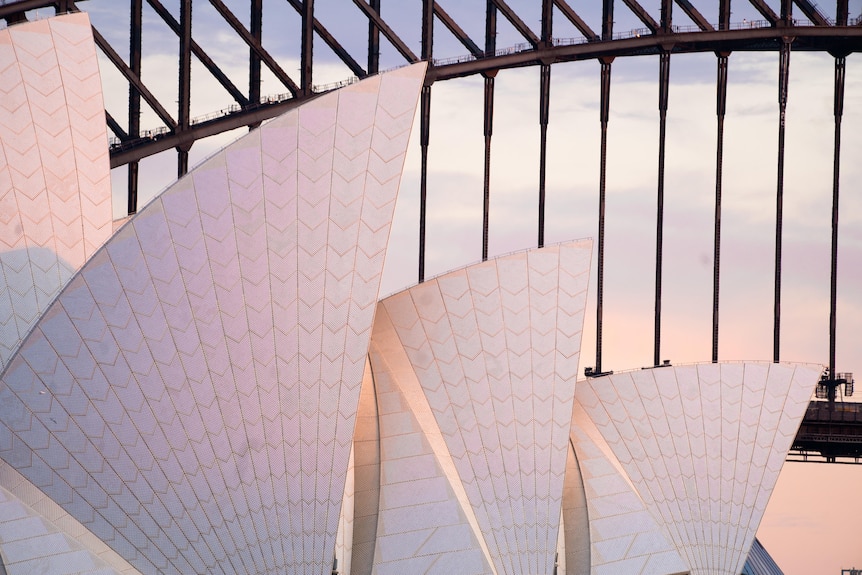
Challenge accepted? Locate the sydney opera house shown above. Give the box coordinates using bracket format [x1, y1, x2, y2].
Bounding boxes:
[0, 12, 821, 575]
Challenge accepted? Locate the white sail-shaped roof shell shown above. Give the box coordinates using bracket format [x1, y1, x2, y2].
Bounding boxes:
[574, 362, 820, 575]
[368, 240, 592, 574]
[0, 59, 425, 574]
[0, 13, 113, 370]
[565, 398, 689, 575]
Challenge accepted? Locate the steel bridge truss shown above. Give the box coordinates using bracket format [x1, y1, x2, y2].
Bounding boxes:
[2, 1, 862, 462]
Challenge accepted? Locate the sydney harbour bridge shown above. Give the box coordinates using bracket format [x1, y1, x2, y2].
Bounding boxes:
[1, 0, 861, 463]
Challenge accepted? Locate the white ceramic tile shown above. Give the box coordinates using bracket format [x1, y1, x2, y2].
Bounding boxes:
[577, 362, 821, 575]
[1, 62, 426, 574]
[378, 240, 590, 574]
[0, 14, 111, 374]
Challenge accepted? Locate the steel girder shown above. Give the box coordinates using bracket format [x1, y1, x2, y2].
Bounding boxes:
[1, 0, 860, 173]
[2, 1, 862, 454]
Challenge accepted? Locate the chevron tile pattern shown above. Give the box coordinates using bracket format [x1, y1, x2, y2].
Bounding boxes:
[567, 399, 688, 575]
[0, 13, 112, 370]
[0, 458, 139, 574]
[376, 240, 592, 575]
[365, 304, 495, 574]
[575, 362, 821, 575]
[0, 62, 425, 575]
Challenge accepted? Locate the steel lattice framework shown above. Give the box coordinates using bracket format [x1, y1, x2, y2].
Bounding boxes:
[2, 0, 862, 462]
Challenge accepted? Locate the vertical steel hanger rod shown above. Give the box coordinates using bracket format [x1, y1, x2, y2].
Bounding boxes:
[128, 0, 142, 214]
[482, 1, 497, 262]
[712, 53, 729, 363]
[596, 58, 612, 374]
[419, 85, 431, 283]
[418, 0, 433, 282]
[774, 38, 791, 363]
[177, 0, 192, 177]
[829, 54, 846, 379]
[654, 50, 670, 367]
[249, 0, 262, 128]
[483, 75, 494, 261]
[368, 0, 380, 74]
[538, 64, 551, 248]
[301, 0, 313, 94]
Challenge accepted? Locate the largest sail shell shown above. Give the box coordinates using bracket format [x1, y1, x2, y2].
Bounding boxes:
[0, 62, 426, 574]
